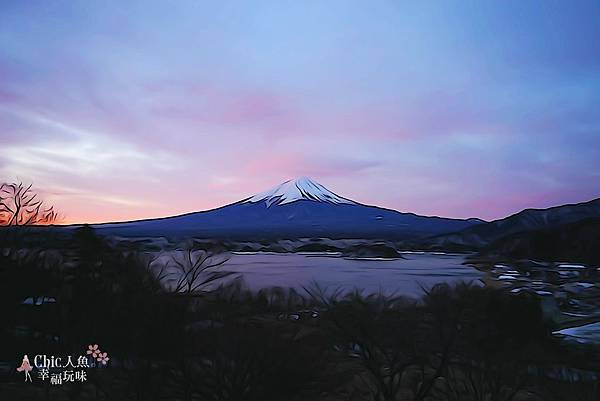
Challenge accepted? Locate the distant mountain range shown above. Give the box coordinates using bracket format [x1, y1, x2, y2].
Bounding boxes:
[414, 197, 600, 263]
[479, 217, 600, 265]
[94, 177, 483, 239]
[422, 198, 600, 248]
[91, 177, 600, 263]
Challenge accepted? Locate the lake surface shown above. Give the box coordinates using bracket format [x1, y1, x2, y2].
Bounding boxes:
[222, 251, 483, 297]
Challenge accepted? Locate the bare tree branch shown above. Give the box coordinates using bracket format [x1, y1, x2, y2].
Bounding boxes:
[0, 181, 60, 226]
[169, 248, 233, 294]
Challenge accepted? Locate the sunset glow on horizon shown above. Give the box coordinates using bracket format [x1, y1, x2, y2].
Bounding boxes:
[1, 1, 599, 224]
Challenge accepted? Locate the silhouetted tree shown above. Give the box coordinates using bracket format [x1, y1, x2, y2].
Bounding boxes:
[169, 249, 233, 293]
[322, 292, 431, 401]
[427, 284, 552, 401]
[0, 181, 58, 226]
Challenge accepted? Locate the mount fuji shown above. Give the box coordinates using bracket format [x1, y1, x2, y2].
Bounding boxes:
[247, 177, 357, 206]
[95, 177, 483, 239]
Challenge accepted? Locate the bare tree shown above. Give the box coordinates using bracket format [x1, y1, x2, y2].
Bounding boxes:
[169, 249, 233, 293]
[0, 181, 58, 226]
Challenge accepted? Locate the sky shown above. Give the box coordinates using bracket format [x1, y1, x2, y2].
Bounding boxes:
[1, 1, 599, 223]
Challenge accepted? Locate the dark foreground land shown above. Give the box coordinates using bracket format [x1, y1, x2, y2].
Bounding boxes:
[1, 227, 599, 401]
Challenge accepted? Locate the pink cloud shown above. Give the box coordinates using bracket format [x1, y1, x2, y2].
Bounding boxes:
[143, 82, 308, 139]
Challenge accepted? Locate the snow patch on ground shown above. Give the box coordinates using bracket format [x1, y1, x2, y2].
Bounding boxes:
[555, 322, 600, 344]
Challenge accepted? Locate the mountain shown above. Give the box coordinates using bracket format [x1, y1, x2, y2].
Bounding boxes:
[94, 177, 483, 239]
[480, 217, 600, 265]
[248, 176, 357, 206]
[423, 197, 600, 249]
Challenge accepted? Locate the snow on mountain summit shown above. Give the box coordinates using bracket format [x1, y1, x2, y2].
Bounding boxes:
[245, 177, 357, 207]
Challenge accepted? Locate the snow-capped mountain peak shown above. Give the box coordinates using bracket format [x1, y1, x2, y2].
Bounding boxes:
[245, 177, 357, 207]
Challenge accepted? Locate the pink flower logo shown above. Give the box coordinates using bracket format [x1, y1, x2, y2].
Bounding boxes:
[97, 352, 110, 365]
[86, 344, 100, 358]
[86, 344, 110, 365]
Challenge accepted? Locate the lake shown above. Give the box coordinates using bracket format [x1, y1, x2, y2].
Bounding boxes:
[221, 251, 483, 297]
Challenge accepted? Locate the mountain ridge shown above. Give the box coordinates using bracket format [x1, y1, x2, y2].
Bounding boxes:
[88, 177, 484, 226]
[91, 177, 483, 239]
[479, 216, 600, 264]
[420, 197, 600, 249]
